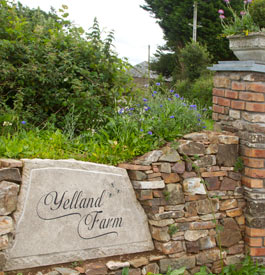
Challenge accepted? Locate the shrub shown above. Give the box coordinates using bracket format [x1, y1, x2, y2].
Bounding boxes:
[249, 0, 265, 29]
[0, 1, 133, 132]
[179, 42, 212, 81]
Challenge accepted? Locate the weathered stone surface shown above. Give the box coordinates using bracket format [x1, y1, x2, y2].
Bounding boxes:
[149, 219, 174, 227]
[206, 144, 218, 155]
[137, 190, 153, 201]
[159, 148, 181, 162]
[0, 159, 22, 168]
[185, 201, 197, 217]
[217, 144, 238, 167]
[106, 261, 130, 270]
[159, 256, 196, 273]
[183, 178, 206, 195]
[132, 180, 165, 189]
[226, 254, 245, 265]
[118, 163, 151, 171]
[160, 163, 171, 173]
[186, 241, 200, 253]
[5, 159, 153, 271]
[205, 177, 220, 191]
[178, 141, 205, 156]
[219, 218, 242, 247]
[161, 173, 180, 183]
[228, 172, 241, 181]
[129, 257, 149, 268]
[246, 200, 265, 216]
[200, 213, 223, 221]
[155, 241, 184, 254]
[182, 172, 197, 179]
[165, 184, 185, 205]
[172, 162, 185, 174]
[199, 236, 216, 250]
[196, 249, 222, 265]
[140, 150, 163, 165]
[185, 161, 193, 172]
[184, 230, 208, 242]
[218, 135, 239, 144]
[226, 208, 242, 217]
[183, 133, 209, 142]
[196, 199, 219, 215]
[227, 243, 244, 255]
[0, 235, 8, 250]
[54, 267, 80, 275]
[127, 170, 147, 181]
[142, 263, 159, 275]
[0, 253, 6, 270]
[220, 177, 238, 191]
[0, 181, 19, 215]
[220, 199, 238, 211]
[0, 168, 21, 183]
[194, 155, 216, 168]
[0, 216, 13, 236]
[84, 263, 108, 274]
[151, 226, 170, 242]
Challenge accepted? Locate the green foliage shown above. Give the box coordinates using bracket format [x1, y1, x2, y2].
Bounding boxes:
[234, 157, 244, 172]
[168, 224, 178, 236]
[122, 267, 129, 275]
[249, 0, 265, 29]
[220, 0, 259, 36]
[179, 42, 212, 81]
[0, 0, 133, 132]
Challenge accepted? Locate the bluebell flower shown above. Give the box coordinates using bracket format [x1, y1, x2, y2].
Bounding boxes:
[156, 82, 160, 86]
[21, 121, 26, 124]
[118, 108, 124, 114]
[170, 89, 174, 93]
[148, 131, 153, 135]
[160, 104, 163, 107]
[198, 118, 201, 122]
[168, 98, 172, 101]
[189, 104, 197, 110]
[180, 97, 184, 100]
[182, 103, 186, 106]
[153, 91, 157, 94]
[170, 115, 175, 118]
[143, 98, 148, 102]
[174, 93, 180, 98]
[140, 129, 144, 132]
[129, 107, 134, 111]
[202, 108, 207, 112]
[203, 126, 206, 129]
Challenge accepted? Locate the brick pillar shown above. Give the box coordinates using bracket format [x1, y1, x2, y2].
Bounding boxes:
[209, 61, 265, 261]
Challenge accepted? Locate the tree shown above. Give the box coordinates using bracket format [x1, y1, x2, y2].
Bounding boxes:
[0, 0, 133, 132]
[141, 0, 242, 77]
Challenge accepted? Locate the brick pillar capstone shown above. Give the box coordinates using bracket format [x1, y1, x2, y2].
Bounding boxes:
[209, 61, 265, 261]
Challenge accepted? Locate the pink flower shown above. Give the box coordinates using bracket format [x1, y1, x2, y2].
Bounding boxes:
[224, 0, 230, 3]
[219, 15, 225, 19]
[240, 11, 246, 15]
[247, 0, 252, 2]
[218, 9, 224, 14]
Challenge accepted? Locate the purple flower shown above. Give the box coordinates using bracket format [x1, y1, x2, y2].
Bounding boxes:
[148, 131, 153, 135]
[156, 82, 160, 86]
[180, 97, 184, 100]
[182, 103, 187, 106]
[168, 98, 172, 101]
[160, 104, 163, 107]
[218, 9, 224, 14]
[203, 126, 206, 129]
[144, 106, 151, 111]
[170, 115, 175, 118]
[21, 121, 26, 124]
[247, 0, 252, 2]
[174, 93, 180, 98]
[144, 84, 149, 87]
[153, 91, 157, 94]
[189, 104, 197, 109]
[140, 129, 144, 132]
[129, 107, 134, 111]
[143, 98, 148, 102]
[152, 94, 155, 97]
[170, 89, 174, 93]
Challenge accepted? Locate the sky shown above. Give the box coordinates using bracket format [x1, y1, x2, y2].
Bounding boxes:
[14, 0, 165, 65]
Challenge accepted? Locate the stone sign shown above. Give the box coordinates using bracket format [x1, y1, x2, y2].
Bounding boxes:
[4, 159, 154, 271]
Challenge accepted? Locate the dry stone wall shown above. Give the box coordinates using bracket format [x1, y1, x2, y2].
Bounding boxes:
[0, 131, 246, 274]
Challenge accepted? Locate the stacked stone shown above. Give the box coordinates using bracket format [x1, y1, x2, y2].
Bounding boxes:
[0, 159, 22, 269]
[210, 69, 265, 261]
[118, 131, 245, 274]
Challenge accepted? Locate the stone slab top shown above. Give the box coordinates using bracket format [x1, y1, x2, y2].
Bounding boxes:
[208, 61, 265, 73]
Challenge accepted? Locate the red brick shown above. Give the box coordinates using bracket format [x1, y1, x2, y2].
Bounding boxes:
[246, 102, 265, 112]
[245, 168, 265, 179]
[242, 176, 263, 188]
[245, 236, 263, 247]
[243, 147, 265, 158]
[213, 96, 218, 104]
[213, 104, 225, 114]
[214, 76, 231, 88]
[239, 92, 264, 102]
[213, 88, 225, 97]
[232, 81, 246, 90]
[231, 100, 245, 110]
[246, 226, 265, 237]
[217, 97, 231, 107]
[246, 83, 265, 93]
[243, 157, 264, 168]
[225, 90, 239, 99]
[250, 248, 265, 256]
